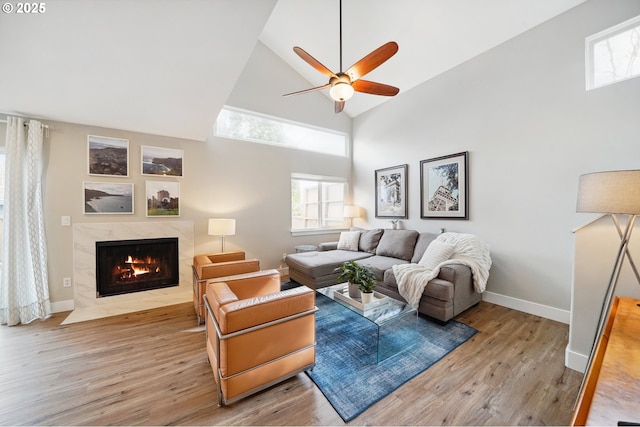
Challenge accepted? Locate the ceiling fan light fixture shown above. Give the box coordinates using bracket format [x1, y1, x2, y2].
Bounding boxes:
[329, 82, 354, 101]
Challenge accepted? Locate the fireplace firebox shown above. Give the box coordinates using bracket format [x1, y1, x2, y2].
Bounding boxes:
[96, 237, 179, 298]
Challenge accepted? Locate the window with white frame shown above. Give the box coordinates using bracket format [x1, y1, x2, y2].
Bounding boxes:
[291, 174, 346, 233]
[214, 106, 348, 157]
[586, 15, 640, 90]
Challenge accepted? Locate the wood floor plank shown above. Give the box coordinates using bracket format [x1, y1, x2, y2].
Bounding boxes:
[0, 301, 581, 425]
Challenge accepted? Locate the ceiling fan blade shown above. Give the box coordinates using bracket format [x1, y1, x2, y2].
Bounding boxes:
[293, 46, 337, 78]
[352, 80, 399, 96]
[283, 83, 331, 97]
[344, 41, 398, 81]
[334, 100, 345, 114]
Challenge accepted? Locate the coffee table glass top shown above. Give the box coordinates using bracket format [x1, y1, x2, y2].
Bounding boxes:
[316, 283, 418, 362]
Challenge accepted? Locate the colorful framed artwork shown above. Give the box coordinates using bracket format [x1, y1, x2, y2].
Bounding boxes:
[420, 151, 468, 219]
[375, 164, 408, 218]
[83, 181, 134, 214]
[146, 181, 180, 217]
[141, 145, 183, 177]
[87, 135, 129, 177]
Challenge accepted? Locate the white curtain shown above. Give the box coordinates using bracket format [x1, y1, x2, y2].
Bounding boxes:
[0, 116, 50, 325]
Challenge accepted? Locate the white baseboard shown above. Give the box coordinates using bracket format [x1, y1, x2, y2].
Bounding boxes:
[482, 291, 570, 324]
[51, 299, 74, 313]
[565, 347, 587, 373]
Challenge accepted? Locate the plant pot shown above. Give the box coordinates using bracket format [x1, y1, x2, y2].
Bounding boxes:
[360, 291, 373, 305]
[348, 282, 360, 298]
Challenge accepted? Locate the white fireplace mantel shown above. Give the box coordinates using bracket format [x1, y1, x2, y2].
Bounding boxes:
[65, 221, 194, 324]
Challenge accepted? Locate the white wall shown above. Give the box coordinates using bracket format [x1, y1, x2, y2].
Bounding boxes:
[351, 0, 640, 324]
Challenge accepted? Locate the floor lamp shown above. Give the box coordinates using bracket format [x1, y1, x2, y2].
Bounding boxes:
[208, 218, 236, 252]
[574, 170, 640, 405]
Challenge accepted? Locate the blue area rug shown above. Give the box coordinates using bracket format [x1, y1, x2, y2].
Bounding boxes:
[307, 293, 477, 422]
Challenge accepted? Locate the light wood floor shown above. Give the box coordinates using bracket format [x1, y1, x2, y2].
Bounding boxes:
[0, 301, 582, 426]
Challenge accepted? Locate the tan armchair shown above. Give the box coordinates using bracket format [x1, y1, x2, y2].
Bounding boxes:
[204, 269, 317, 406]
[192, 251, 260, 324]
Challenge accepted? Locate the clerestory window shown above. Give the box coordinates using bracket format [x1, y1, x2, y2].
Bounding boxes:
[586, 15, 640, 90]
[214, 106, 348, 157]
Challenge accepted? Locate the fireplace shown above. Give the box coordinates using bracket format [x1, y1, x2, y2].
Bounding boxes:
[95, 237, 179, 298]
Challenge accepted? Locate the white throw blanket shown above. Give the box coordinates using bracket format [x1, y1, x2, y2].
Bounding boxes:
[392, 233, 492, 308]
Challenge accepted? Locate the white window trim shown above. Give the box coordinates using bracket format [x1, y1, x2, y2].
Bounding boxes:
[290, 173, 349, 235]
[585, 14, 640, 90]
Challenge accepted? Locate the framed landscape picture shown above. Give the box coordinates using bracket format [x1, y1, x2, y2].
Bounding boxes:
[375, 164, 408, 218]
[146, 181, 180, 217]
[141, 145, 183, 177]
[87, 135, 129, 177]
[83, 181, 134, 214]
[420, 151, 468, 219]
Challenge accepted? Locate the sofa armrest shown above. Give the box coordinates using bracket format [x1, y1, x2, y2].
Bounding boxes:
[318, 241, 338, 251]
[217, 286, 316, 334]
[438, 263, 468, 283]
[196, 259, 260, 281]
[208, 269, 281, 300]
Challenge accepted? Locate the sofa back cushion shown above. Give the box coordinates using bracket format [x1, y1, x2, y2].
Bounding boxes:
[358, 228, 384, 253]
[410, 232, 440, 263]
[375, 229, 419, 261]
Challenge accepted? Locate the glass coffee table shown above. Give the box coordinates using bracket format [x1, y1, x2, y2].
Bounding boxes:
[316, 283, 418, 363]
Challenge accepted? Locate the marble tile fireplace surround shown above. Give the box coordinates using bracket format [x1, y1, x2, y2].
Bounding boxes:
[64, 221, 194, 324]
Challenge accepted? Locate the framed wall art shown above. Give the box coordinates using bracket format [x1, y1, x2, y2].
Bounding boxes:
[146, 181, 180, 217]
[420, 151, 468, 219]
[375, 164, 408, 218]
[83, 181, 134, 214]
[141, 145, 183, 177]
[87, 135, 129, 177]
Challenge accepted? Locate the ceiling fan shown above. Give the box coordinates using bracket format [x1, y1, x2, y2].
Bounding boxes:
[283, 0, 400, 114]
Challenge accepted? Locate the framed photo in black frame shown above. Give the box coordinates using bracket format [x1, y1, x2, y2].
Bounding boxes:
[420, 151, 468, 219]
[375, 164, 408, 218]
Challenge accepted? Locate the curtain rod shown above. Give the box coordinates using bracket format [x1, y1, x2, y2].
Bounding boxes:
[0, 118, 50, 129]
[0, 118, 51, 137]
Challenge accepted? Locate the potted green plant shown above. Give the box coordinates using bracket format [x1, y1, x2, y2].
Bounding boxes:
[337, 261, 377, 303]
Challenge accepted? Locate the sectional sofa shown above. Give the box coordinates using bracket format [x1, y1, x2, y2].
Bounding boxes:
[285, 228, 485, 323]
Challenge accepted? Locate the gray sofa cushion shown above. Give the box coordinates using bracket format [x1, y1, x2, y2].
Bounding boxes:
[356, 255, 409, 281]
[410, 232, 440, 263]
[358, 228, 384, 253]
[285, 250, 372, 278]
[375, 229, 419, 261]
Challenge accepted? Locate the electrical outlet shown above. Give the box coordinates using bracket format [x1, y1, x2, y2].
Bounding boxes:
[63, 277, 72, 288]
[61, 216, 71, 226]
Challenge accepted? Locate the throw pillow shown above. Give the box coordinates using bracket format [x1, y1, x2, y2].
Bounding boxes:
[337, 231, 361, 251]
[358, 228, 384, 253]
[418, 240, 456, 270]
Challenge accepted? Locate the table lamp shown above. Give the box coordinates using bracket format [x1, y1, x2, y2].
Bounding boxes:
[343, 205, 359, 228]
[208, 218, 236, 252]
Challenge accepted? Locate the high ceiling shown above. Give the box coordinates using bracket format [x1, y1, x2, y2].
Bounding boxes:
[0, 0, 587, 141]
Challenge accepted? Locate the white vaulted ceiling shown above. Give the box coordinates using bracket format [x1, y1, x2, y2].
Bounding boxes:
[0, 0, 587, 141]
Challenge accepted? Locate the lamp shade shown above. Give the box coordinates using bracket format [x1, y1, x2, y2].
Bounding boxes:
[577, 170, 640, 214]
[343, 205, 359, 218]
[208, 218, 236, 236]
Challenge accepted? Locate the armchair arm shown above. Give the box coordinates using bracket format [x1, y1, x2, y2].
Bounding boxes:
[208, 269, 281, 300]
